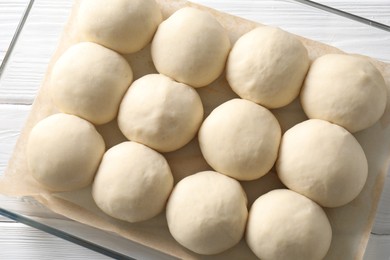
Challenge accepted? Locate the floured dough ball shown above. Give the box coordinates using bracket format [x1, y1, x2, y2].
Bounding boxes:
[92, 141, 173, 223]
[151, 7, 231, 88]
[226, 26, 309, 108]
[77, 0, 162, 53]
[246, 189, 332, 260]
[300, 53, 387, 133]
[118, 74, 204, 152]
[27, 113, 105, 191]
[51, 42, 133, 125]
[166, 171, 248, 255]
[198, 99, 281, 181]
[276, 119, 368, 207]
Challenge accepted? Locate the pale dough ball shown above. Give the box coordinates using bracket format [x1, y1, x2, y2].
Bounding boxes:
[246, 189, 332, 260]
[77, 0, 162, 54]
[198, 99, 281, 181]
[276, 119, 368, 207]
[118, 74, 204, 152]
[92, 141, 173, 223]
[226, 26, 309, 108]
[166, 171, 248, 255]
[27, 113, 105, 191]
[151, 7, 231, 88]
[300, 53, 387, 133]
[51, 42, 133, 125]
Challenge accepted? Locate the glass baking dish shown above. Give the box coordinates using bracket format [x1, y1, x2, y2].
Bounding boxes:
[1, 0, 390, 259]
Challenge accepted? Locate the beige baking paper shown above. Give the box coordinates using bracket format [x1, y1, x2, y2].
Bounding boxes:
[1, 0, 390, 259]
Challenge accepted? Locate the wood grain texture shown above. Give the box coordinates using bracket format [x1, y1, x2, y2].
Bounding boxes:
[0, 0, 72, 104]
[0, 222, 110, 260]
[0, 0, 390, 259]
[0, 104, 30, 174]
[0, 0, 29, 64]
[365, 233, 390, 260]
[314, 0, 390, 26]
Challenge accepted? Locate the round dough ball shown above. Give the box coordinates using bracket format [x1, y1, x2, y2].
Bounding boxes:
[198, 99, 281, 181]
[151, 7, 231, 88]
[300, 53, 387, 133]
[276, 119, 368, 207]
[118, 74, 204, 152]
[166, 171, 248, 255]
[51, 42, 133, 125]
[226, 26, 309, 108]
[246, 189, 332, 260]
[92, 141, 173, 223]
[77, 0, 162, 53]
[27, 113, 105, 191]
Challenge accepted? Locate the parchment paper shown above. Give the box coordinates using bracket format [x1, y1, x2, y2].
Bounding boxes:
[1, 0, 390, 259]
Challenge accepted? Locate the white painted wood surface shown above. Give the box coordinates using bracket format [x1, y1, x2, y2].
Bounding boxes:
[314, 0, 390, 26]
[0, 0, 29, 64]
[0, 0, 389, 259]
[0, 222, 110, 260]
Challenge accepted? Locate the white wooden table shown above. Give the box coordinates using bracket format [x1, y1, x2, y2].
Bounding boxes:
[1, 0, 389, 259]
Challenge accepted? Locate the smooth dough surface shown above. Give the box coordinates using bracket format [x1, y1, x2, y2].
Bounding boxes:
[246, 189, 332, 260]
[92, 141, 173, 223]
[151, 7, 231, 88]
[27, 113, 105, 191]
[300, 53, 387, 133]
[51, 42, 133, 125]
[166, 171, 248, 255]
[198, 99, 281, 181]
[227, 26, 309, 108]
[276, 119, 368, 207]
[118, 74, 204, 152]
[77, 0, 162, 53]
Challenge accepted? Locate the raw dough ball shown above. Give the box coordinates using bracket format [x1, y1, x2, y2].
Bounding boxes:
[276, 119, 368, 207]
[92, 141, 173, 223]
[77, 0, 162, 53]
[166, 171, 248, 255]
[246, 189, 332, 260]
[226, 26, 309, 108]
[300, 53, 387, 133]
[51, 42, 133, 125]
[151, 7, 231, 88]
[118, 74, 204, 152]
[27, 113, 105, 191]
[198, 99, 281, 181]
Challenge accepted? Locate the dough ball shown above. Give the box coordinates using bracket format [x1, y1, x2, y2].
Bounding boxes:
[300, 53, 387, 133]
[246, 189, 332, 260]
[226, 26, 309, 108]
[77, 0, 162, 54]
[51, 42, 133, 125]
[276, 119, 368, 207]
[118, 74, 204, 152]
[198, 99, 281, 181]
[166, 171, 248, 255]
[151, 7, 231, 88]
[92, 141, 173, 223]
[27, 113, 105, 191]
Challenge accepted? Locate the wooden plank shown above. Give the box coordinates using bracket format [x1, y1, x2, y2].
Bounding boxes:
[312, 0, 390, 26]
[0, 0, 72, 104]
[0, 222, 110, 260]
[0, 104, 30, 174]
[0, 0, 29, 64]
